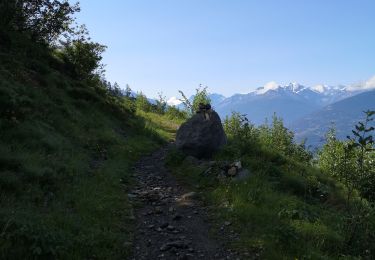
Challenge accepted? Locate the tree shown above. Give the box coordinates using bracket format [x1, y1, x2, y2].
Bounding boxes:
[155, 91, 167, 114]
[346, 110, 375, 201]
[318, 127, 355, 201]
[107, 82, 122, 97]
[135, 92, 151, 112]
[59, 25, 106, 80]
[318, 111, 375, 203]
[1, 0, 80, 43]
[124, 84, 132, 98]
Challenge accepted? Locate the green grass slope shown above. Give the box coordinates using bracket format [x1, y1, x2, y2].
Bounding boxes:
[167, 132, 375, 259]
[0, 33, 173, 259]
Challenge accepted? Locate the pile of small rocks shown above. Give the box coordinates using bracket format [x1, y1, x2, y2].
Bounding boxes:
[201, 160, 251, 181]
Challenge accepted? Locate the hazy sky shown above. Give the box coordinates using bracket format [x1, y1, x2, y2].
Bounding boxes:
[75, 0, 375, 99]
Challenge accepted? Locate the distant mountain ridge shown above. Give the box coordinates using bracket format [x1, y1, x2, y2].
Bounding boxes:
[291, 90, 375, 148]
[214, 82, 365, 124]
[167, 78, 375, 147]
[168, 82, 368, 123]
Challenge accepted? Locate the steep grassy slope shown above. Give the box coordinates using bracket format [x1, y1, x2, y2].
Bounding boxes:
[166, 138, 375, 259]
[0, 33, 173, 259]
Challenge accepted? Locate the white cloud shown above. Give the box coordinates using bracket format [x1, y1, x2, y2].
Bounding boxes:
[347, 75, 375, 91]
[167, 96, 182, 106]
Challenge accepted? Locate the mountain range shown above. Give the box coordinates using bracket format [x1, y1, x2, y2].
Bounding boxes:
[291, 90, 375, 148]
[168, 77, 375, 147]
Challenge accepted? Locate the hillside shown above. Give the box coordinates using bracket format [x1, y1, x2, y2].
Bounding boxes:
[291, 90, 375, 147]
[1, 4, 374, 259]
[0, 32, 177, 259]
[166, 113, 375, 259]
[1, 33, 374, 259]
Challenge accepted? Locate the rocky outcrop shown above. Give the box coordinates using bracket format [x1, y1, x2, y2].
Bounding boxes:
[175, 111, 227, 158]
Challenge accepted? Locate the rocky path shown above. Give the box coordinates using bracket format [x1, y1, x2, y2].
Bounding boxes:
[130, 145, 241, 260]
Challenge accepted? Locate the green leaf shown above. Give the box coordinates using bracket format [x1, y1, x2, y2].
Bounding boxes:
[352, 130, 360, 137]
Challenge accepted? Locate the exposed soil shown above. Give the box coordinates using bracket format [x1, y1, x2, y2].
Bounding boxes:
[130, 145, 245, 260]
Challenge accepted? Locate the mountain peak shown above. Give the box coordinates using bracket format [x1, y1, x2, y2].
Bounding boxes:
[311, 84, 328, 93]
[167, 96, 182, 106]
[254, 81, 281, 94]
[253, 82, 306, 95]
[286, 82, 305, 93]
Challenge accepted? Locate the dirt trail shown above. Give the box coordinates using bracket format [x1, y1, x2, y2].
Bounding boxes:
[130, 145, 241, 260]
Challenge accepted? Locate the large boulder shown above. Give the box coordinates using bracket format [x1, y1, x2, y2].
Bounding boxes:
[175, 111, 227, 158]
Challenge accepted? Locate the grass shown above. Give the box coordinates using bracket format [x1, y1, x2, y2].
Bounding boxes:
[165, 142, 370, 259]
[3, 29, 373, 259]
[0, 31, 178, 259]
[136, 110, 181, 141]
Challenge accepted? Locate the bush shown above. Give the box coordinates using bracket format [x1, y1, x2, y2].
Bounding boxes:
[135, 92, 152, 112]
[223, 112, 312, 163]
[224, 112, 258, 141]
[178, 85, 211, 115]
[318, 111, 375, 202]
[165, 106, 188, 121]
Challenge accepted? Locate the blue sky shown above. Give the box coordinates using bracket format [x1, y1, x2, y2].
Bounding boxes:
[75, 0, 375, 99]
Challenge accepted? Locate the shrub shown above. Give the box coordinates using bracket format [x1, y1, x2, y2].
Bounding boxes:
[223, 112, 312, 163]
[165, 106, 188, 121]
[155, 92, 167, 114]
[318, 111, 375, 202]
[178, 85, 211, 115]
[135, 92, 152, 112]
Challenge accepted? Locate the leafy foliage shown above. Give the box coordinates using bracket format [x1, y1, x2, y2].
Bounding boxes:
[124, 84, 132, 98]
[0, 0, 80, 43]
[165, 106, 188, 121]
[224, 112, 312, 163]
[178, 85, 211, 115]
[168, 110, 375, 259]
[57, 25, 106, 80]
[155, 91, 167, 114]
[319, 110, 375, 202]
[135, 92, 152, 112]
[191, 85, 211, 113]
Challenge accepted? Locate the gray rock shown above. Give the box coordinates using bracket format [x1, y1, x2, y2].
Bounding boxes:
[160, 241, 188, 251]
[176, 111, 227, 158]
[167, 225, 175, 231]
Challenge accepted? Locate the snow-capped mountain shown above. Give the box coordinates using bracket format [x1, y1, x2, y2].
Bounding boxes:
[250, 82, 355, 106]
[166, 76, 374, 147]
[167, 96, 183, 106]
[213, 81, 370, 125]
